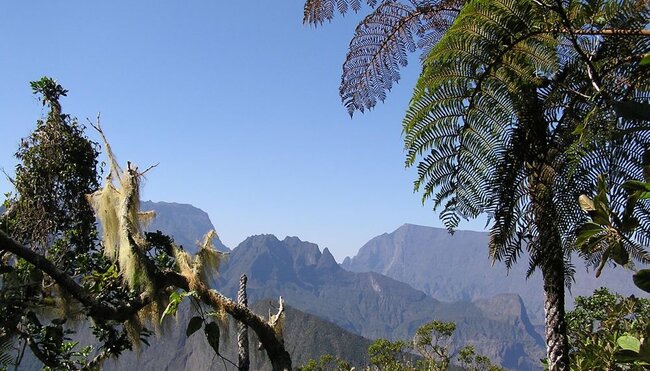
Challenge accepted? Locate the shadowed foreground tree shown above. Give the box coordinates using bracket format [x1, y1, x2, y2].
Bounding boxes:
[0, 78, 291, 370]
[304, 1, 650, 369]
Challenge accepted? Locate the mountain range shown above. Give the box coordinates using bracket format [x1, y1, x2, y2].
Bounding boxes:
[215, 234, 544, 369]
[16, 201, 646, 370]
[115, 202, 545, 369]
[342, 223, 647, 325]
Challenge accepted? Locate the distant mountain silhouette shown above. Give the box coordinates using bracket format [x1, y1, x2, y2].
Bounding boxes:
[13, 204, 557, 370]
[342, 223, 647, 325]
[216, 234, 545, 369]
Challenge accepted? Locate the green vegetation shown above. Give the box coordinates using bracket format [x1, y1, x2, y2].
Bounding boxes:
[567, 288, 650, 370]
[576, 159, 650, 292]
[412, 320, 456, 370]
[298, 354, 352, 371]
[304, 0, 650, 369]
[299, 319, 504, 370]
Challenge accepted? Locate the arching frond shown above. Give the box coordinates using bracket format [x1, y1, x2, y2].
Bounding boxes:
[488, 125, 533, 268]
[404, 0, 556, 232]
[340, 0, 462, 115]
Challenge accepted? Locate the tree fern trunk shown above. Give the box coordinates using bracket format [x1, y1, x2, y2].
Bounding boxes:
[530, 161, 570, 371]
[541, 255, 569, 370]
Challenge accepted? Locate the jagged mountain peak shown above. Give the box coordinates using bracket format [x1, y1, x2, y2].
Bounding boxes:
[237, 234, 282, 252]
[234, 234, 326, 267]
[318, 247, 338, 269]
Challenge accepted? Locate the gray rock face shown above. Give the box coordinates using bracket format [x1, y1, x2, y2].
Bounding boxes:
[342, 223, 647, 325]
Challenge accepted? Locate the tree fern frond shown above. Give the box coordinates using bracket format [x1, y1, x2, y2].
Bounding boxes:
[488, 124, 534, 268]
[340, 0, 463, 115]
[0, 335, 14, 367]
[303, 0, 376, 25]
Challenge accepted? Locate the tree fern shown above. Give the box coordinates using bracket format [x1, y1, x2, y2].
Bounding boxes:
[306, 0, 650, 368]
[404, 0, 557, 231]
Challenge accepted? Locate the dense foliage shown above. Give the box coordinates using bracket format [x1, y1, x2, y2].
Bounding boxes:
[0, 78, 138, 369]
[9, 77, 101, 273]
[567, 288, 650, 370]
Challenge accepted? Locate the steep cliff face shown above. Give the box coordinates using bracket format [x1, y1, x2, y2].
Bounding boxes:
[343, 223, 646, 324]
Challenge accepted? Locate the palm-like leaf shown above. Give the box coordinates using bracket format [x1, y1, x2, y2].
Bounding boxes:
[404, 0, 557, 231]
[303, 0, 379, 25]
[340, 0, 463, 115]
[0, 335, 13, 367]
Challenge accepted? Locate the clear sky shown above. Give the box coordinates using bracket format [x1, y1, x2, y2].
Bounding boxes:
[0, 1, 487, 261]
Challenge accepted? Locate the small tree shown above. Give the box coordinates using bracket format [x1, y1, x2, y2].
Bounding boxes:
[413, 320, 504, 371]
[368, 338, 412, 371]
[9, 77, 100, 273]
[297, 354, 352, 371]
[457, 345, 504, 371]
[413, 320, 455, 370]
[1, 77, 111, 369]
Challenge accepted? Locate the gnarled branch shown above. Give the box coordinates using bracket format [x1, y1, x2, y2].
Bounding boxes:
[0, 230, 291, 370]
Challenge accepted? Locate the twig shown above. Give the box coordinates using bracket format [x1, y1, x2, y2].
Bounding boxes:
[139, 163, 159, 176]
[87, 113, 121, 182]
[0, 168, 14, 185]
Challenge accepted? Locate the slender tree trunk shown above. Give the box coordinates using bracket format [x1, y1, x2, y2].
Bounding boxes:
[541, 257, 568, 370]
[238, 274, 250, 371]
[530, 162, 570, 371]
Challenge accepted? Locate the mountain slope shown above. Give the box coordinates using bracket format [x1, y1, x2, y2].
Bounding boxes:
[342, 223, 647, 324]
[216, 234, 545, 369]
[106, 301, 372, 370]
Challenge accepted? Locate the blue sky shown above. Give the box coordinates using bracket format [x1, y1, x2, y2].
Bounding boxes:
[0, 1, 487, 260]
